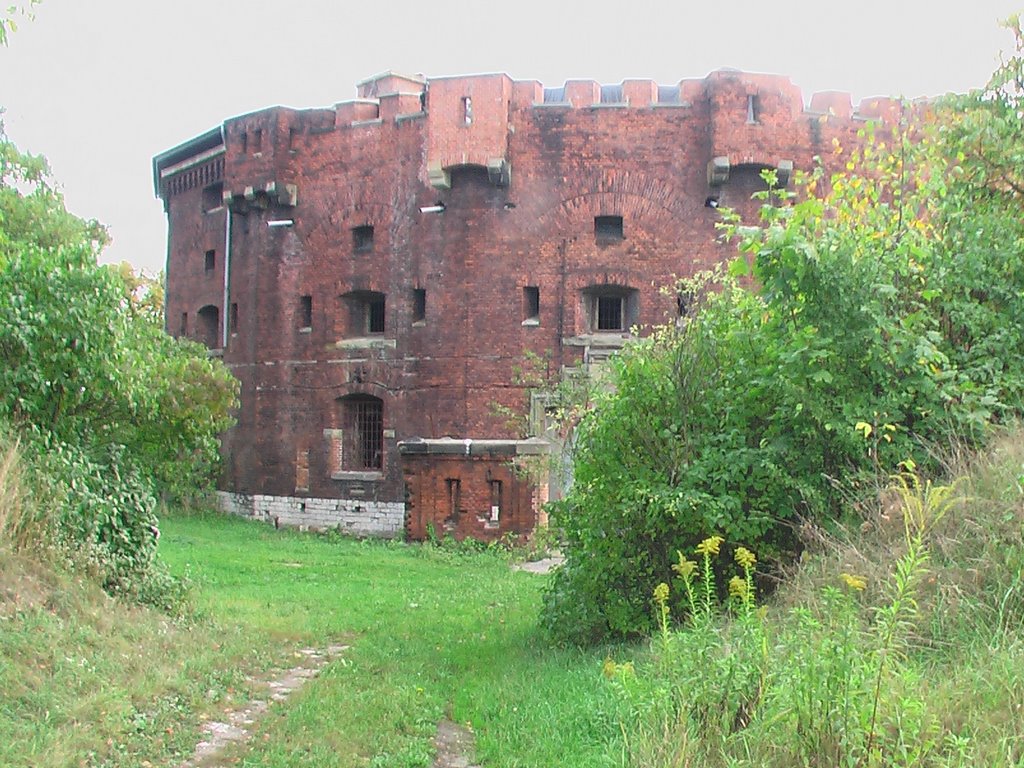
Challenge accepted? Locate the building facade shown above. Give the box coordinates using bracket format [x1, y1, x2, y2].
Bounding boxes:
[153, 69, 897, 540]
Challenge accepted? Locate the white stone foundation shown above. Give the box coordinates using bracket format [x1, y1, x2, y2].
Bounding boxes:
[217, 491, 405, 537]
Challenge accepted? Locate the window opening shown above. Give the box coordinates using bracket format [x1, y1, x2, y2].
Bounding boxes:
[205, 249, 216, 274]
[229, 302, 238, 335]
[367, 296, 385, 334]
[462, 96, 473, 125]
[747, 94, 760, 124]
[288, 127, 298, 150]
[239, 131, 248, 153]
[523, 286, 540, 322]
[299, 295, 313, 328]
[412, 288, 426, 323]
[252, 128, 263, 152]
[446, 478, 461, 523]
[352, 225, 374, 252]
[179, 312, 188, 336]
[197, 305, 219, 348]
[489, 480, 503, 523]
[202, 182, 223, 213]
[343, 396, 383, 470]
[594, 215, 624, 240]
[597, 295, 624, 331]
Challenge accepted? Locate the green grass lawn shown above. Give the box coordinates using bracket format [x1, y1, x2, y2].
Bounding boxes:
[1, 513, 619, 767]
[158, 513, 619, 767]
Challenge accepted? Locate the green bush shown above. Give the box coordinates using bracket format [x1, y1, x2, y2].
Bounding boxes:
[543, 44, 1024, 641]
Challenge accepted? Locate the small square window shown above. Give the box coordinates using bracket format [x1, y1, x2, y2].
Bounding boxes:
[299, 295, 313, 329]
[352, 225, 374, 252]
[412, 288, 426, 324]
[595, 215, 623, 241]
[205, 250, 216, 274]
[523, 286, 540, 323]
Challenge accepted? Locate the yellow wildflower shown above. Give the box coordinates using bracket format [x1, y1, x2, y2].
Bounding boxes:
[734, 546, 757, 569]
[728, 576, 747, 600]
[696, 535, 724, 557]
[653, 582, 670, 607]
[672, 551, 697, 580]
[840, 572, 867, 591]
[602, 658, 618, 679]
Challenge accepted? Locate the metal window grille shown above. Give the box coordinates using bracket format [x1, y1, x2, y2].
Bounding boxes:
[597, 296, 623, 331]
[350, 399, 383, 470]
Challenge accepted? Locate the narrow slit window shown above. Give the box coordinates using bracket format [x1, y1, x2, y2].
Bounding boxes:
[352, 225, 374, 252]
[489, 480, 503, 523]
[205, 249, 216, 274]
[252, 128, 263, 152]
[523, 286, 540, 322]
[179, 312, 188, 336]
[462, 96, 473, 125]
[299, 295, 313, 328]
[229, 302, 239, 335]
[412, 288, 426, 323]
[595, 215, 623, 240]
[747, 94, 760, 124]
[240, 131, 248, 153]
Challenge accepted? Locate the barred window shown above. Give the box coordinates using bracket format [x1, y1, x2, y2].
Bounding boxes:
[343, 395, 383, 470]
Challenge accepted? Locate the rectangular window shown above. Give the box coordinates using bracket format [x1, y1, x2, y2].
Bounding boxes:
[288, 127, 298, 150]
[253, 128, 263, 152]
[205, 249, 216, 274]
[412, 288, 426, 323]
[597, 295, 623, 331]
[462, 96, 473, 125]
[446, 478, 461, 522]
[230, 302, 239, 335]
[352, 225, 374, 252]
[179, 312, 188, 336]
[523, 286, 540, 323]
[240, 131, 248, 153]
[594, 215, 624, 240]
[299, 295, 313, 329]
[367, 296, 385, 334]
[489, 480, 503, 523]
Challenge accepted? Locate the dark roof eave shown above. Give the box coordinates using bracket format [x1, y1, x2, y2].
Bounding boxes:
[152, 125, 224, 198]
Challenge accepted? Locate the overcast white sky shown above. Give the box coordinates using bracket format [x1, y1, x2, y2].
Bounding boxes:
[1, 0, 1020, 275]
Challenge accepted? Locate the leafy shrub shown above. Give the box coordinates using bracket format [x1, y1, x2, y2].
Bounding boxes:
[544, 67, 1024, 641]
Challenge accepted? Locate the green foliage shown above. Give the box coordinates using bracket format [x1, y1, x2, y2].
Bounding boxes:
[0, 123, 238, 599]
[545, 26, 1024, 642]
[605, 477, 971, 767]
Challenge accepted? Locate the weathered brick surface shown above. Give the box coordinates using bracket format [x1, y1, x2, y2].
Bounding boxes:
[157, 69, 887, 540]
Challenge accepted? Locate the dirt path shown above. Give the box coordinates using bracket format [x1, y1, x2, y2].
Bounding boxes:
[432, 719, 480, 768]
[178, 643, 349, 768]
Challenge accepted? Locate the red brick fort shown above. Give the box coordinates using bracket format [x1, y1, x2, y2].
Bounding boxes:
[153, 70, 898, 540]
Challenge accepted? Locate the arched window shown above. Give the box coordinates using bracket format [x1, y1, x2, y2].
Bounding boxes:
[197, 305, 220, 348]
[336, 394, 384, 471]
